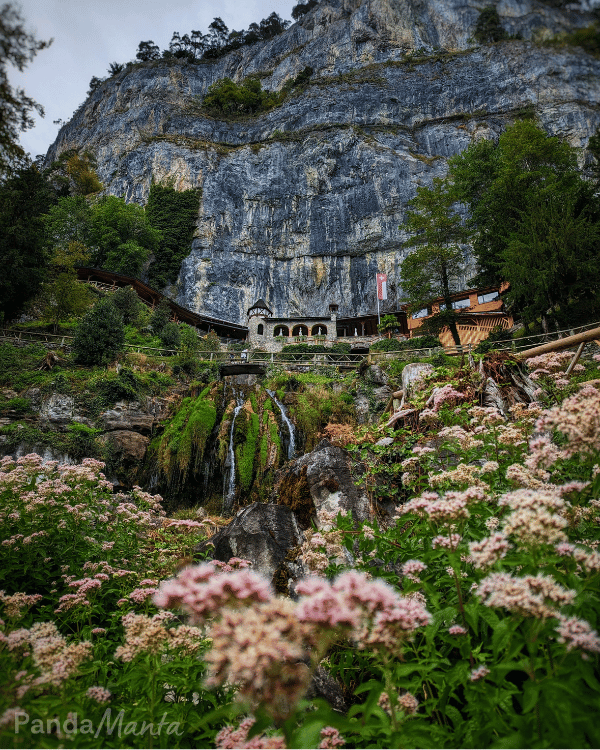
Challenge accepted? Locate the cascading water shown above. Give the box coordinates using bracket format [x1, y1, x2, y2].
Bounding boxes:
[223, 390, 244, 516]
[266, 389, 296, 460]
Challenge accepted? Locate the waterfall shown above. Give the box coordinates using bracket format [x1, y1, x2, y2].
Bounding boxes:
[266, 389, 296, 460]
[223, 391, 244, 516]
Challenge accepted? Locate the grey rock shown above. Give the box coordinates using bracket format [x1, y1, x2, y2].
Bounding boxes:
[373, 385, 393, 403]
[402, 363, 434, 401]
[376, 436, 394, 446]
[39, 394, 91, 430]
[45, 0, 598, 324]
[195, 502, 304, 585]
[367, 365, 388, 386]
[99, 401, 156, 434]
[273, 438, 375, 526]
[1, 389, 18, 400]
[23, 388, 42, 408]
[354, 393, 371, 424]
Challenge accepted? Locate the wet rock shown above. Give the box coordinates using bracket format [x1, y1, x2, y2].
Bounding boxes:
[273, 438, 374, 528]
[195, 503, 304, 585]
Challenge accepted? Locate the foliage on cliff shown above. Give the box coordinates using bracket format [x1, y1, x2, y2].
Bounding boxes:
[145, 182, 200, 288]
[155, 387, 219, 489]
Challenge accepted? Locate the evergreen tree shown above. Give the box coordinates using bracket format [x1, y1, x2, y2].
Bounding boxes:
[150, 298, 172, 333]
[159, 321, 181, 349]
[112, 286, 143, 326]
[473, 6, 508, 44]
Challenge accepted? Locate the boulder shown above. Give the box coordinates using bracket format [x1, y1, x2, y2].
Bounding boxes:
[195, 503, 305, 589]
[272, 439, 374, 528]
[102, 430, 149, 462]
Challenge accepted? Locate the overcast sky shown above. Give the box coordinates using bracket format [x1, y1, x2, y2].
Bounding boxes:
[9, 0, 298, 160]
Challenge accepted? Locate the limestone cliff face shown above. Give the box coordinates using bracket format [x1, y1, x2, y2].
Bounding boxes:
[46, 0, 600, 323]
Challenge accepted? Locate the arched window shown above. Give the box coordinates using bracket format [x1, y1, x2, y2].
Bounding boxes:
[311, 324, 327, 336]
[292, 325, 309, 337]
[274, 326, 289, 337]
[257, 324, 264, 335]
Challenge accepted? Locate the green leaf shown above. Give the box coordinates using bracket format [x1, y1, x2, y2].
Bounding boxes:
[521, 680, 539, 714]
[289, 719, 325, 749]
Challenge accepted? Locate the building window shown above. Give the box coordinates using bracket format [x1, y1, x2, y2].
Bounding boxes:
[257, 324, 264, 335]
[412, 308, 429, 319]
[311, 324, 327, 336]
[478, 291, 500, 304]
[452, 298, 470, 310]
[274, 326, 289, 337]
[292, 325, 309, 337]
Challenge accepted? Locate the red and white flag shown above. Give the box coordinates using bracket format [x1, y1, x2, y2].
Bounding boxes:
[376, 273, 388, 300]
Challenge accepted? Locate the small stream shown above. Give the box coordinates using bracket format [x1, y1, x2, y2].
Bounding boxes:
[223, 391, 244, 516]
[267, 389, 296, 460]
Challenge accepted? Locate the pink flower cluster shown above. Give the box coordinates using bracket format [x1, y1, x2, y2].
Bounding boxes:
[400, 491, 470, 525]
[6, 622, 92, 691]
[477, 572, 575, 619]
[0, 591, 42, 620]
[86, 685, 111, 703]
[378, 690, 419, 716]
[114, 611, 204, 662]
[401, 559, 427, 582]
[214, 718, 344, 749]
[432, 384, 467, 412]
[536, 385, 600, 459]
[468, 533, 511, 569]
[153, 563, 273, 624]
[555, 615, 600, 656]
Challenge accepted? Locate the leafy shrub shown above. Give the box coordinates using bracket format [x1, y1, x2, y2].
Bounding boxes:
[66, 422, 100, 458]
[150, 298, 172, 333]
[160, 321, 181, 350]
[72, 298, 125, 365]
[370, 335, 441, 352]
[111, 285, 144, 325]
[1, 397, 31, 415]
[474, 325, 514, 354]
[202, 76, 282, 117]
[473, 6, 508, 43]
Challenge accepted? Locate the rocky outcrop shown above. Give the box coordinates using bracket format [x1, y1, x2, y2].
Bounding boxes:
[44, 0, 599, 323]
[38, 394, 92, 430]
[195, 503, 305, 587]
[273, 438, 374, 526]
